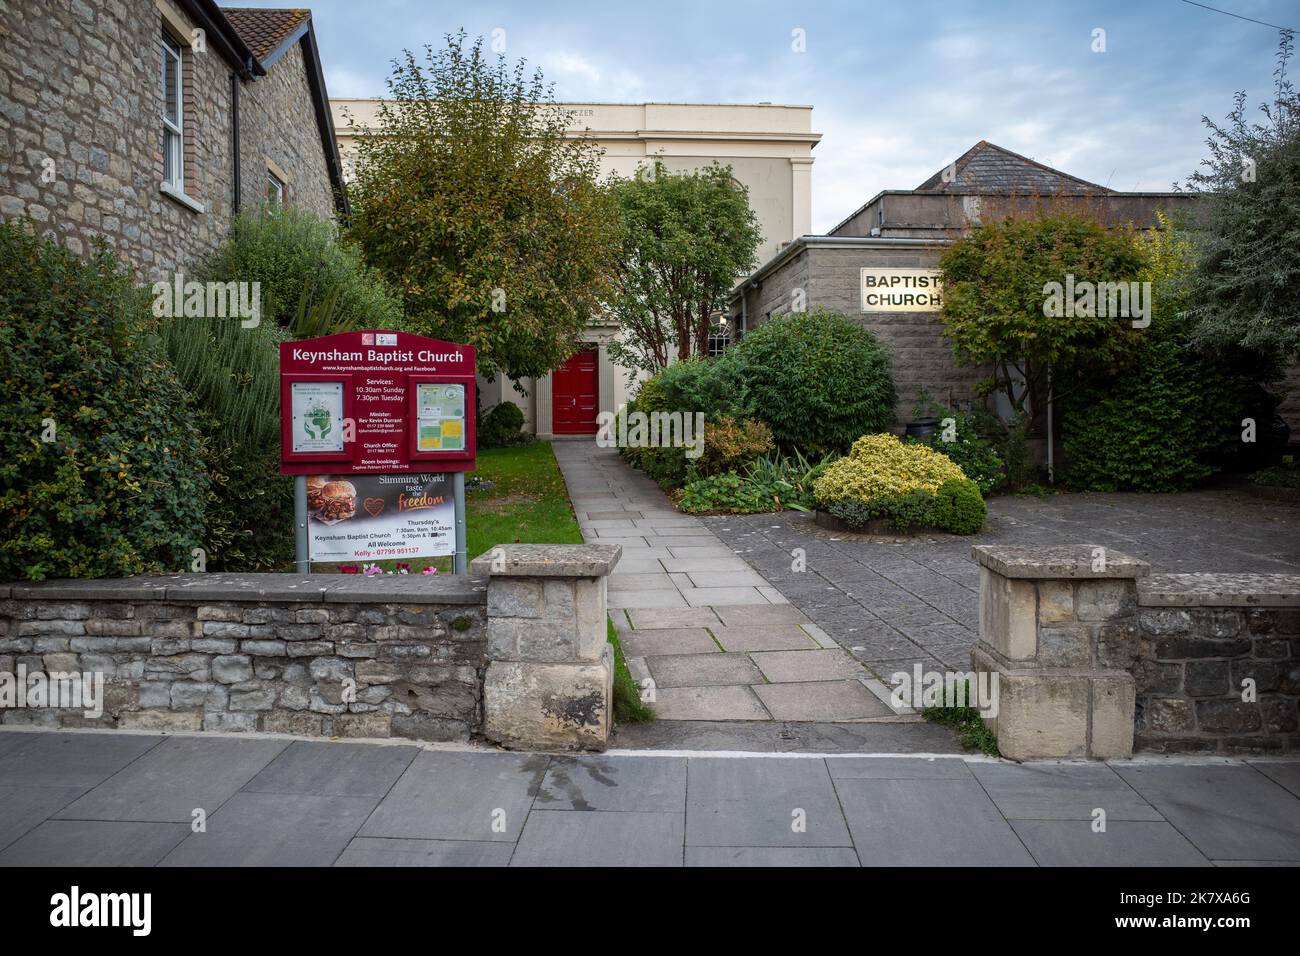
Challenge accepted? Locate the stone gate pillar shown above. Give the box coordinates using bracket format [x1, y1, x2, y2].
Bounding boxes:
[971, 545, 1150, 760]
[471, 543, 622, 751]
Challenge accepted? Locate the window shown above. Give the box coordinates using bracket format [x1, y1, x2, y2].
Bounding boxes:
[707, 317, 732, 357]
[160, 31, 183, 190]
[267, 170, 286, 207]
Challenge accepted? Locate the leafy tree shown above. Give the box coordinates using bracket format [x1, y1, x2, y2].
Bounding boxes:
[1182, 31, 1300, 359]
[0, 223, 207, 580]
[938, 212, 1146, 420]
[1060, 216, 1266, 491]
[199, 206, 403, 330]
[345, 32, 620, 381]
[728, 309, 896, 454]
[606, 160, 762, 372]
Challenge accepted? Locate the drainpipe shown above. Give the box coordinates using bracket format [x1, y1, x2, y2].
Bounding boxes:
[231, 72, 241, 214]
[1046, 364, 1055, 484]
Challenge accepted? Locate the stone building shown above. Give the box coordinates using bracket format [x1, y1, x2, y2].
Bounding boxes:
[333, 99, 821, 437]
[726, 140, 1235, 423]
[0, 1, 347, 281]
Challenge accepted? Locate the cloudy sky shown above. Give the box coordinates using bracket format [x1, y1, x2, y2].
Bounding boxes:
[245, 0, 1293, 232]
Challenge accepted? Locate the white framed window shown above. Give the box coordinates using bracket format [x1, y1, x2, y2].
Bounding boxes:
[707, 316, 732, 357]
[160, 30, 183, 190]
[267, 169, 286, 207]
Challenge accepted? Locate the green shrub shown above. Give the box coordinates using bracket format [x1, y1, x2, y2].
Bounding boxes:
[968, 407, 1036, 489]
[1061, 215, 1274, 492]
[200, 206, 403, 329]
[930, 479, 987, 534]
[636, 355, 752, 420]
[478, 401, 526, 448]
[679, 449, 835, 514]
[0, 224, 208, 580]
[814, 433, 968, 506]
[743, 450, 836, 511]
[163, 237, 359, 572]
[882, 489, 938, 531]
[693, 417, 774, 477]
[909, 411, 1005, 494]
[825, 490, 937, 532]
[728, 309, 896, 453]
[824, 499, 877, 530]
[678, 471, 772, 513]
[1251, 457, 1299, 488]
[1061, 335, 1251, 492]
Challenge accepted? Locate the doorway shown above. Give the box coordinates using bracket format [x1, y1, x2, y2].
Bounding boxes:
[551, 346, 598, 435]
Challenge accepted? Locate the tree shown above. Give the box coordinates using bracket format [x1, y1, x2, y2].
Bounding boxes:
[606, 160, 761, 373]
[938, 212, 1146, 421]
[1060, 215, 1268, 491]
[1183, 31, 1300, 359]
[345, 32, 620, 381]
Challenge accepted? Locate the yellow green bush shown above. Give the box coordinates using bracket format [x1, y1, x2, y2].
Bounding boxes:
[813, 433, 967, 506]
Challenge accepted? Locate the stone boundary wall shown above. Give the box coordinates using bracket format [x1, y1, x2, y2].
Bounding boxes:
[0, 544, 623, 751]
[971, 546, 1300, 758]
[1135, 575, 1300, 754]
[0, 574, 488, 741]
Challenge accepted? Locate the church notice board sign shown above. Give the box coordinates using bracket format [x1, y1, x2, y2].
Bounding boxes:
[279, 330, 476, 566]
[279, 330, 477, 476]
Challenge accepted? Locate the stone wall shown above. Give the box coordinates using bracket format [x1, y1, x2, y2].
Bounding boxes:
[237, 41, 335, 219]
[970, 545, 1146, 760]
[0, 544, 624, 750]
[0, 574, 488, 741]
[729, 241, 993, 424]
[0, 0, 335, 283]
[971, 546, 1300, 758]
[1134, 575, 1300, 754]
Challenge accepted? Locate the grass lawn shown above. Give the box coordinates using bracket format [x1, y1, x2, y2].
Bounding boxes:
[463, 441, 584, 562]
[314, 441, 581, 574]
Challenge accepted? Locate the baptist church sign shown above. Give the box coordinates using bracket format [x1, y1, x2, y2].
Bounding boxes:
[860, 267, 942, 312]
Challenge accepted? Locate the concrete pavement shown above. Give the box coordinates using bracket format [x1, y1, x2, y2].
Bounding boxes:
[2, 729, 1299, 866]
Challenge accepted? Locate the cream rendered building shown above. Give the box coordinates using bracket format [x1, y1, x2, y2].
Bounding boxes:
[330, 100, 820, 437]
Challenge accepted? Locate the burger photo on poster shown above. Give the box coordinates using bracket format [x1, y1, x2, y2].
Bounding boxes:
[315, 479, 357, 522]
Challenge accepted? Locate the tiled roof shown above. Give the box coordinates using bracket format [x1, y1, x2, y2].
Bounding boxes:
[915, 141, 1112, 195]
[221, 7, 310, 63]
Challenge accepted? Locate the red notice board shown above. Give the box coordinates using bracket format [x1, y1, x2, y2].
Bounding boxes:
[279, 330, 477, 475]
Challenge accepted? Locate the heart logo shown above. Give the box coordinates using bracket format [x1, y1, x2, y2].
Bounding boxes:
[363, 497, 385, 518]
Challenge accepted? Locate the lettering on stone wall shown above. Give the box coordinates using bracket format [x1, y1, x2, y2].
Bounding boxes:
[860, 267, 943, 312]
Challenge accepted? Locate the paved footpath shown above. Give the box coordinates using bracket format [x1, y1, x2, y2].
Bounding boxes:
[707, 488, 1300, 683]
[553, 442, 903, 724]
[1, 729, 1298, 866]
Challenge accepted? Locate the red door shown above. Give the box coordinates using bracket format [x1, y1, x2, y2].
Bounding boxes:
[552, 347, 598, 435]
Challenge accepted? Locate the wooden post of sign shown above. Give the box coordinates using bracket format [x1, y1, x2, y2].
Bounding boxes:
[453, 471, 467, 575]
[294, 475, 310, 574]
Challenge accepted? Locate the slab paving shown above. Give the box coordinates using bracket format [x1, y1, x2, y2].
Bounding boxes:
[1009, 820, 1210, 867]
[0, 819, 190, 867]
[651, 685, 771, 721]
[2, 731, 1297, 866]
[646, 653, 764, 688]
[752, 680, 894, 721]
[53, 735, 287, 822]
[553, 441, 897, 732]
[703, 489, 1300, 682]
